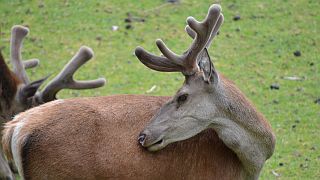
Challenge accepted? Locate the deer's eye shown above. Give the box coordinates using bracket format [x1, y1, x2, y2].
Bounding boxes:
[177, 94, 188, 104]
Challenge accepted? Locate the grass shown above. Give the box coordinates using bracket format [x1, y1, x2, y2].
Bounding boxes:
[0, 0, 319, 179]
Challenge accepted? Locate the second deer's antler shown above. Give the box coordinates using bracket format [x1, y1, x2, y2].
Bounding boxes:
[10, 25, 40, 84]
[135, 4, 224, 75]
[9, 25, 105, 105]
[36, 46, 106, 103]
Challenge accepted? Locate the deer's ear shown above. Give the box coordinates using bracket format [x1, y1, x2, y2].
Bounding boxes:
[197, 48, 219, 85]
[18, 77, 47, 104]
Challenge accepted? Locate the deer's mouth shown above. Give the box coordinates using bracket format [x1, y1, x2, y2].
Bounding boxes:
[154, 139, 164, 145]
[147, 138, 166, 152]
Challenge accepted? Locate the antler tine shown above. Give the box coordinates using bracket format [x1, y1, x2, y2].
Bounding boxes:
[10, 25, 30, 84]
[10, 25, 41, 84]
[182, 4, 221, 72]
[185, 13, 224, 49]
[23, 59, 40, 69]
[205, 14, 224, 49]
[155, 39, 182, 65]
[185, 26, 196, 39]
[38, 46, 106, 103]
[135, 47, 183, 72]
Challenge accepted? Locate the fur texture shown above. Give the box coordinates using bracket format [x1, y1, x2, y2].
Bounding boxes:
[3, 95, 244, 180]
[0, 51, 20, 114]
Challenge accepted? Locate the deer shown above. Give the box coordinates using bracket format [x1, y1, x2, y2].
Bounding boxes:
[2, 4, 275, 180]
[0, 25, 106, 179]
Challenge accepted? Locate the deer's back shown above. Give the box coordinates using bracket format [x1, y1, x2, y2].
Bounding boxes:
[14, 95, 243, 179]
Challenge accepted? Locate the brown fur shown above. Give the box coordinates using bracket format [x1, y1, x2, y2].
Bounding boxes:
[0, 51, 20, 111]
[3, 95, 244, 180]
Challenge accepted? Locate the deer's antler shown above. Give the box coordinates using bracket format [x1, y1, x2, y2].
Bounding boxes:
[135, 4, 223, 75]
[185, 13, 223, 50]
[10, 25, 40, 84]
[35, 46, 106, 103]
[9, 25, 105, 105]
[23, 59, 40, 69]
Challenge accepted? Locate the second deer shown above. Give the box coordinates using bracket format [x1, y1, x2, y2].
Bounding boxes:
[0, 25, 105, 179]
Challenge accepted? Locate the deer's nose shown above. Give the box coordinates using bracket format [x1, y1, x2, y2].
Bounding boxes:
[138, 133, 146, 145]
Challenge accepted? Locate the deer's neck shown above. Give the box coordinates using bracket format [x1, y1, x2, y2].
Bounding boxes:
[208, 76, 275, 179]
[208, 118, 263, 180]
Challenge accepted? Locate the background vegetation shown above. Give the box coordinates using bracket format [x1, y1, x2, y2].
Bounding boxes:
[0, 0, 319, 179]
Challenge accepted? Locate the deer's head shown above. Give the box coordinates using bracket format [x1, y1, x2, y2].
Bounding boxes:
[0, 25, 105, 122]
[136, 5, 226, 151]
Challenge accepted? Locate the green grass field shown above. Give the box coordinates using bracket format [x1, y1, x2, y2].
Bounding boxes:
[0, 0, 319, 179]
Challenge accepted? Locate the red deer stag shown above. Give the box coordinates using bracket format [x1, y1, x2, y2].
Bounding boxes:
[2, 5, 275, 180]
[0, 25, 105, 179]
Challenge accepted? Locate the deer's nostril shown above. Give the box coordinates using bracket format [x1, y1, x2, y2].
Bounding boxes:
[138, 133, 146, 145]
